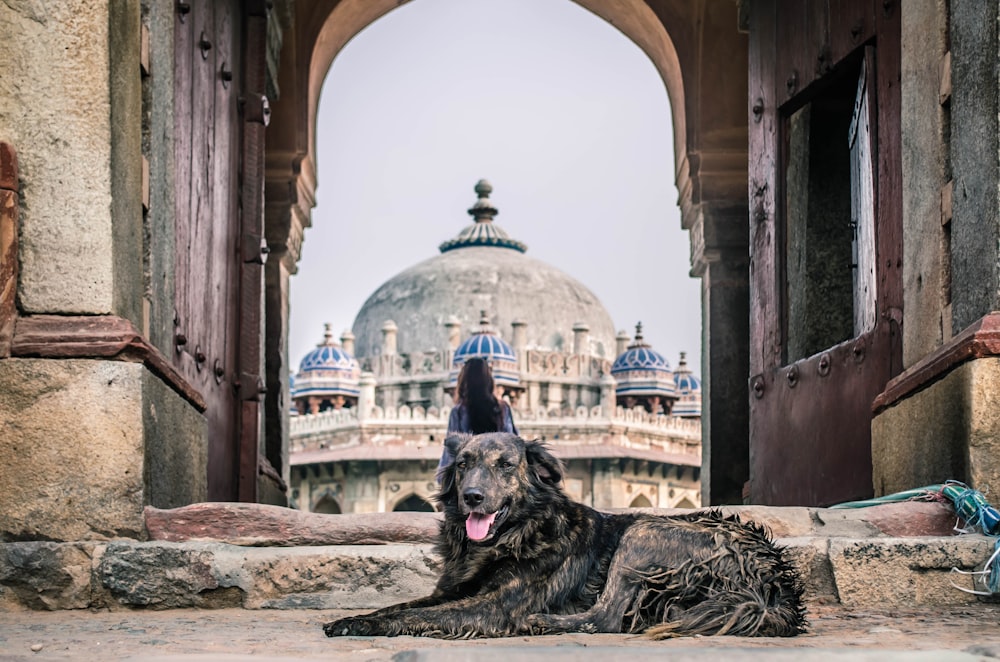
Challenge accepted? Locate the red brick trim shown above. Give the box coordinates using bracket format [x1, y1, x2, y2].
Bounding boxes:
[11, 314, 207, 411]
[872, 312, 1000, 414]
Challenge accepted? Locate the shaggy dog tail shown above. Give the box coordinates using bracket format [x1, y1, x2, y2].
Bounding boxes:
[644, 585, 806, 639]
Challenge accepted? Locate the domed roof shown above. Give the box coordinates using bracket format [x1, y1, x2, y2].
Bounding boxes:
[672, 351, 702, 418]
[293, 324, 361, 399]
[673, 352, 701, 394]
[351, 181, 616, 358]
[453, 314, 518, 365]
[449, 312, 521, 389]
[611, 323, 677, 399]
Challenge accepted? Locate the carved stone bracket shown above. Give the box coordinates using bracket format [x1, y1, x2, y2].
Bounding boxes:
[11, 314, 207, 411]
[873, 312, 1000, 414]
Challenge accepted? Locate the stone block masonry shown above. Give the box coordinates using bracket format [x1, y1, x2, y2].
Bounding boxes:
[0, 502, 995, 612]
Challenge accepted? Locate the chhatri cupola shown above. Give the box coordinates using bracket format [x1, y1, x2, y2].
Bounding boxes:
[447, 310, 523, 401]
[610, 322, 679, 415]
[291, 324, 361, 414]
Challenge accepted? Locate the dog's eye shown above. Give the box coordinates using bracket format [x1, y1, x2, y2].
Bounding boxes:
[500, 460, 514, 470]
[456, 461, 467, 471]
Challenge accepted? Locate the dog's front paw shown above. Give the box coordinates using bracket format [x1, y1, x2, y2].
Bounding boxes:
[323, 616, 379, 637]
[522, 613, 557, 635]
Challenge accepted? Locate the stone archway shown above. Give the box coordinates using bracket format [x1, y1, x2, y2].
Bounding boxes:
[265, 0, 750, 505]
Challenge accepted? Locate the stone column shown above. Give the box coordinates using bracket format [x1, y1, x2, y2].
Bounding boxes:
[357, 371, 376, 421]
[381, 320, 398, 355]
[444, 316, 461, 350]
[698, 244, 750, 506]
[951, 2, 1000, 332]
[615, 330, 631, 357]
[340, 330, 355, 355]
[511, 320, 527, 352]
[572, 322, 590, 354]
[600, 373, 617, 416]
[0, 0, 210, 541]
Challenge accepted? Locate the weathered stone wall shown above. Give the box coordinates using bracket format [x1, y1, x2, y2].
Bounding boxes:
[0, 359, 206, 542]
[900, 0, 951, 366]
[0, 502, 987, 612]
[950, 2, 1000, 332]
[0, 0, 210, 543]
[0, 0, 139, 317]
[872, 358, 1000, 498]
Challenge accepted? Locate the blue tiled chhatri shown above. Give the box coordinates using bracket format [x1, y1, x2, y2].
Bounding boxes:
[449, 311, 521, 389]
[293, 324, 361, 399]
[672, 351, 702, 418]
[611, 323, 677, 399]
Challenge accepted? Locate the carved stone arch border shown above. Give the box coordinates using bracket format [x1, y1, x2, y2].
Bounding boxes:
[265, 0, 750, 505]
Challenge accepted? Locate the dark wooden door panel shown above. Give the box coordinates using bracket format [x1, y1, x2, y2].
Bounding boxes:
[750, 330, 889, 505]
[748, 0, 901, 506]
[174, 0, 244, 501]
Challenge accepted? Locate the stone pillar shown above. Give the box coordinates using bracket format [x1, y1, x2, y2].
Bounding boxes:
[615, 330, 631, 357]
[699, 247, 750, 506]
[0, 0, 214, 540]
[340, 330, 355, 355]
[600, 373, 617, 416]
[357, 371, 376, 421]
[900, 0, 951, 365]
[444, 316, 461, 350]
[546, 382, 563, 412]
[951, 2, 1000, 332]
[572, 322, 590, 354]
[511, 320, 527, 352]
[591, 459, 620, 510]
[381, 320, 398, 355]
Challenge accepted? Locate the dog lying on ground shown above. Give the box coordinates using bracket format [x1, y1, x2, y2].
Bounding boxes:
[324, 432, 806, 639]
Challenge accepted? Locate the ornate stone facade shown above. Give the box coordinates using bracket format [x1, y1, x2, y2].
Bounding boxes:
[289, 182, 702, 514]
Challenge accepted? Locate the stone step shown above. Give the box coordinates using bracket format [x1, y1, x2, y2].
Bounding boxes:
[2, 502, 995, 612]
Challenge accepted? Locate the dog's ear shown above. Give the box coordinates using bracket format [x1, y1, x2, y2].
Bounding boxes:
[444, 432, 470, 459]
[436, 433, 472, 496]
[525, 440, 563, 486]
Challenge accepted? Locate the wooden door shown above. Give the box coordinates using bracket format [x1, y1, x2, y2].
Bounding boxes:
[174, 0, 265, 501]
[747, 0, 902, 506]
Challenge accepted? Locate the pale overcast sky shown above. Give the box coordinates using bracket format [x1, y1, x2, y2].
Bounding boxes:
[288, 0, 703, 375]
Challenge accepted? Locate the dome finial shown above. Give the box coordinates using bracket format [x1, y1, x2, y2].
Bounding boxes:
[478, 310, 491, 331]
[474, 179, 492, 198]
[468, 179, 498, 222]
[628, 322, 650, 349]
[321, 323, 334, 346]
[440, 180, 527, 253]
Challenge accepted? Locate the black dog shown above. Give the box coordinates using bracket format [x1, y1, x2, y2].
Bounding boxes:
[324, 432, 806, 639]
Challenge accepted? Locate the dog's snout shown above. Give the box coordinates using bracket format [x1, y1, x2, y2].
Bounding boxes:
[463, 488, 485, 508]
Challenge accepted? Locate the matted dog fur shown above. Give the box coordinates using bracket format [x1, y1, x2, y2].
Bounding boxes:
[324, 432, 807, 639]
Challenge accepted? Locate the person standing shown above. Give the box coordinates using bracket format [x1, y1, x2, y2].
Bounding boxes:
[438, 357, 517, 477]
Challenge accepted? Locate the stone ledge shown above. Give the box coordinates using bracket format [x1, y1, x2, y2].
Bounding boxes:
[1, 534, 994, 612]
[145, 503, 441, 546]
[144, 501, 959, 546]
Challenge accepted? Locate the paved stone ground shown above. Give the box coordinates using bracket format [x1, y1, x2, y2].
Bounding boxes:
[2, 604, 1000, 661]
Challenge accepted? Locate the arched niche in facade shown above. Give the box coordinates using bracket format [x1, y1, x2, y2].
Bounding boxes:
[392, 493, 435, 513]
[629, 493, 654, 509]
[313, 494, 343, 514]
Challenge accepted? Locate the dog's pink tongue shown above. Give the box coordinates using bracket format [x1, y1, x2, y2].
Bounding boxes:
[466, 512, 497, 541]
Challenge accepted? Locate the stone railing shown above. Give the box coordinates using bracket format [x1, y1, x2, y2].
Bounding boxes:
[291, 404, 700, 441]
